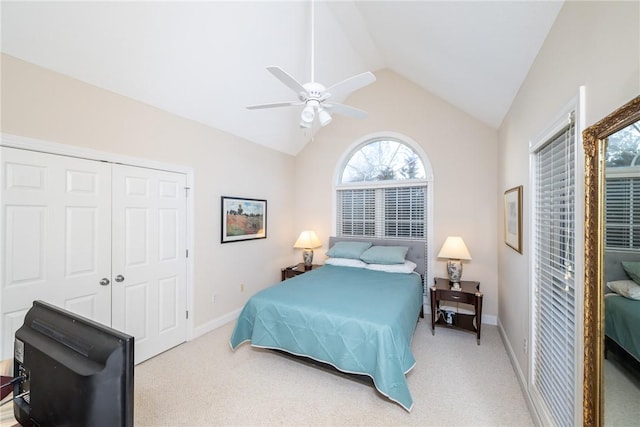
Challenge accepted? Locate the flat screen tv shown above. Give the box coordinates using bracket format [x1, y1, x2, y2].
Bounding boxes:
[13, 300, 134, 426]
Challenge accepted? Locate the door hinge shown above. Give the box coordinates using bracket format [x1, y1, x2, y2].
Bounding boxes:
[185, 186, 191, 197]
[186, 249, 189, 258]
[186, 310, 189, 319]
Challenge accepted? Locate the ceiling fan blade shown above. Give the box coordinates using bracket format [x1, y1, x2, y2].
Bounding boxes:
[324, 103, 368, 119]
[247, 101, 303, 110]
[266, 66, 308, 97]
[326, 72, 376, 99]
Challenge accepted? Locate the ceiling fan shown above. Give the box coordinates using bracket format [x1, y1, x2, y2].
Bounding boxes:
[247, 0, 376, 128]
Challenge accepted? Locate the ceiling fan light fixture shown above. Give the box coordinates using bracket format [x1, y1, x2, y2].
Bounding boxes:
[300, 103, 316, 125]
[318, 108, 332, 126]
[299, 119, 312, 129]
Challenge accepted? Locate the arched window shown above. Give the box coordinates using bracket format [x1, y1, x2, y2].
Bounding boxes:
[335, 136, 430, 239]
[341, 138, 426, 182]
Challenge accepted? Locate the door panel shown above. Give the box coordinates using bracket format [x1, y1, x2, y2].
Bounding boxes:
[4, 205, 45, 284]
[0, 147, 112, 359]
[112, 164, 187, 363]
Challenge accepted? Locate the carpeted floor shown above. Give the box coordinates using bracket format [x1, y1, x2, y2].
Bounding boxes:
[604, 353, 640, 426]
[134, 319, 533, 426]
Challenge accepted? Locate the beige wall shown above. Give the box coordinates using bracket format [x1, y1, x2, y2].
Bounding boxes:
[294, 69, 500, 320]
[6, 0, 635, 365]
[497, 0, 640, 385]
[1, 54, 297, 330]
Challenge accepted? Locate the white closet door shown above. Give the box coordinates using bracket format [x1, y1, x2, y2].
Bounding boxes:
[0, 147, 112, 359]
[111, 164, 187, 364]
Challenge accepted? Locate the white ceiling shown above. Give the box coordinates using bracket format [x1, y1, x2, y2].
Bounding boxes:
[1, 1, 563, 155]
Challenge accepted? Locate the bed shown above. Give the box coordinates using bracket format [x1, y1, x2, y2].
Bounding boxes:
[604, 254, 640, 367]
[229, 237, 425, 411]
[605, 294, 640, 362]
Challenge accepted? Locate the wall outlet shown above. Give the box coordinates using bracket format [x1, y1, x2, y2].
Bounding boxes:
[240, 283, 245, 293]
[211, 293, 217, 303]
[524, 338, 528, 354]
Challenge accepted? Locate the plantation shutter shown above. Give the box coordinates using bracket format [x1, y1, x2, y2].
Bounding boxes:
[605, 176, 640, 250]
[383, 186, 426, 238]
[337, 185, 426, 239]
[336, 189, 375, 236]
[532, 114, 577, 426]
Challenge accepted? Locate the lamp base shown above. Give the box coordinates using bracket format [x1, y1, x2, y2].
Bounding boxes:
[447, 259, 463, 289]
[302, 249, 314, 268]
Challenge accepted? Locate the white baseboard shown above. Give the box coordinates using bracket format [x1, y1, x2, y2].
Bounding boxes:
[191, 308, 241, 340]
[497, 317, 541, 426]
[482, 314, 497, 326]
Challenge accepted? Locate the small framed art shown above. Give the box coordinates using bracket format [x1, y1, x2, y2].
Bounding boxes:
[504, 185, 523, 253]
[221, 196, 267, 243]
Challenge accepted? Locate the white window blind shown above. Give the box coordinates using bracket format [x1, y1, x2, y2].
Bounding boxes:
[532, 115, 577, 427]
[336, 185, 426, 239]
[605, 176, 640, 250]
[336, 188, 375, 236]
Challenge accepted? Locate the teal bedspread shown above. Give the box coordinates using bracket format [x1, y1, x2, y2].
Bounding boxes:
[605, 293, 640, 362]
[229, 265, 423, 411]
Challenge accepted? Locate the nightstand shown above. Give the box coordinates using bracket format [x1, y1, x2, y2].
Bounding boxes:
[281, 263, 321, 281]
[430, 277, 483, 344]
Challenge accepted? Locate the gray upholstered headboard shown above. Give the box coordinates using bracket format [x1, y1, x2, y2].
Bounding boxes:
[327, 236, 426, 277]
[605, 250, 640, 283]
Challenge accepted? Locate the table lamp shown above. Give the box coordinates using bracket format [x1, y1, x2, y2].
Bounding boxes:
[293, 230, 322, 268]
[437, 236, 472, 290]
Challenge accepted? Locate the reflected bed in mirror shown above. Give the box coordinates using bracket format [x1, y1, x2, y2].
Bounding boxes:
[583, 95, 640, 427]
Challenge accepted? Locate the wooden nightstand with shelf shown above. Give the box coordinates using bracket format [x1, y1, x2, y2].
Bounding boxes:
[430, 277, 483, 344]
[281, 263, 321, 281]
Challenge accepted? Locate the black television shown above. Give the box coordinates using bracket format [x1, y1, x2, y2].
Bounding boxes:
[12, 300, 134, 427]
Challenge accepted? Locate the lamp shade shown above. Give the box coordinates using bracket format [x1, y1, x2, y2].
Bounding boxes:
[293, 230, 322, 249]
[437, 236, 472, 260]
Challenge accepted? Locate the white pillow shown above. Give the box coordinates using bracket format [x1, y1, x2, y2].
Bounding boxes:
[366, 260, 417, 274]
[606, 280, 640, 300]
[324, 257, 367, 269]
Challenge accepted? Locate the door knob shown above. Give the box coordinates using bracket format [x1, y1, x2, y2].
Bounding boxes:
[99, 278, 110, 286]
[115, 275, 125, 283]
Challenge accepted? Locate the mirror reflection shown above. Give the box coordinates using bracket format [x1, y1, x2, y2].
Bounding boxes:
[603, 120, 640, 425]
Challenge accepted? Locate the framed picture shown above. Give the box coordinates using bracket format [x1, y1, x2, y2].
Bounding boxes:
[221, 196, 267, 243]
[504, 185, 523, 253]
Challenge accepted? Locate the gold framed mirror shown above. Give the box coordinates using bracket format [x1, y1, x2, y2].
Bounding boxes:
[583, 95, 640, 427]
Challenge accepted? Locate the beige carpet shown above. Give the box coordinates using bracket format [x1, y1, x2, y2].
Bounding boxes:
[134, 319, 533, 426]
[604, 355, 640, 426]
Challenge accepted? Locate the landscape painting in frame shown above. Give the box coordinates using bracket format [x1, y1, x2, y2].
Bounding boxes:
[504, 185, 522, 253]
[221, 196, 267, 243]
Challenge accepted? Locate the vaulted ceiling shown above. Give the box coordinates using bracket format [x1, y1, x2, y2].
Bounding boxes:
[1, 1, 563, 155]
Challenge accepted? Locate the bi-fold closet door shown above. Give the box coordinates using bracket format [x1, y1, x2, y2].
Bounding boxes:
[1, 147, 187, 364]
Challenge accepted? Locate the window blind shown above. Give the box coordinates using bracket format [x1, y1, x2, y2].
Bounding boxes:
[532, 117, 577, 427]
[605, 176, 640, 250]
[337, 185, 426, 239]
[336, 189, 375, 237]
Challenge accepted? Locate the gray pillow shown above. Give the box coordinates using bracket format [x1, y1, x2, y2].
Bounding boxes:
[622, 261, 640, 284]
[326, 241, 372, 260]
[360, 246, 408, 265]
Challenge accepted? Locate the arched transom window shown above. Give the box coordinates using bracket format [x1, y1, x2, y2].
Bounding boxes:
[341, 139, 426, 182]
[336, 137, 428, 239]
